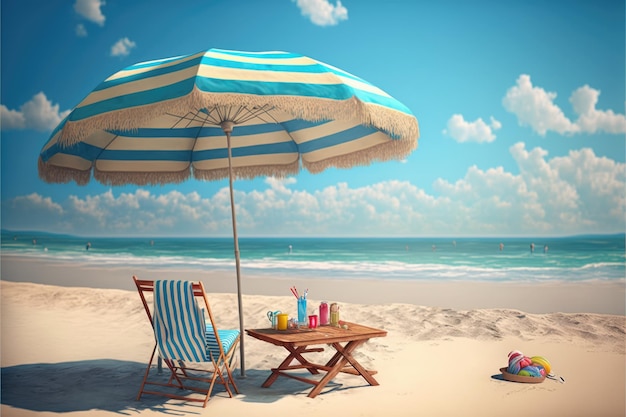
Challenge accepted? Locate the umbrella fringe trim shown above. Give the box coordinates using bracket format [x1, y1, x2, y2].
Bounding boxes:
[38, 158, 91, 185]
[58, 87, 419, 147]
[304, 137, 418, 173]
[94, 168, 192, 186]
[39, 139, 417, 186]
[40, 134, 416, 186]
[38, 159, 302, 186]
[194, 161, 300, 181]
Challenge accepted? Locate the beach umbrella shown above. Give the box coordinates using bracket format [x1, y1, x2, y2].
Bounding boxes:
[37, 48, 420, 376]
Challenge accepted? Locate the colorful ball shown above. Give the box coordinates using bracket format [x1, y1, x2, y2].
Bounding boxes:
[507, 351, 524, 374]
[519, 356, 533, 368]
[508, 350, 523, 361]
[507, 363, 520, 374]
[519, 366, 542, 378]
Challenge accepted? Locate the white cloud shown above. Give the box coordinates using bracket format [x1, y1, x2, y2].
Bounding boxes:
[3, 144, 624, 236]
[433, 142, 624, 233]
[0, 105, 25, 129]
[503, 74, 626, 136]
[569, 85, 626, 134]
[265, 177, 297, 194]
[443, 114, 501, 143]
[3, 194, 65, 231]
[110, 37, 137, 57]
[75, 23, 88, 37]
[14, 193, 64, 215]
[544, 147, 626, 221]
[503, 74, 578, 135]
[293, 0, 348, 26]
[0, 92, 70, 131]
[74, 0, 106, 26]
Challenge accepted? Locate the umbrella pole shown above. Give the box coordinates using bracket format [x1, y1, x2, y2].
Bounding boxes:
[222, 121, 246, 378]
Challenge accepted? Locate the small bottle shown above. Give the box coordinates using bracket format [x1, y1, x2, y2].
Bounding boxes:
[330, 302, 340, 326]
[319, 301, 329, 325]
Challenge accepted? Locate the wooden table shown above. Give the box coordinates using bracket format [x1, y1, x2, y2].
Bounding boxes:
[246, 322, 387, 398]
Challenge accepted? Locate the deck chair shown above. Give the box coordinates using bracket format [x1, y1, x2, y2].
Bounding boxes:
[133, 276, 240, 407]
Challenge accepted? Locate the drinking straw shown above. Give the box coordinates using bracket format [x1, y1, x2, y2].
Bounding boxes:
[290, 286, 299, 299]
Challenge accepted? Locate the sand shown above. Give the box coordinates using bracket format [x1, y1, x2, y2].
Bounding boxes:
[1, 256, 625, 417]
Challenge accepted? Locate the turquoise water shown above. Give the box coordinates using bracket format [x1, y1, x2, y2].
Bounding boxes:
[2, 231, 624, 283]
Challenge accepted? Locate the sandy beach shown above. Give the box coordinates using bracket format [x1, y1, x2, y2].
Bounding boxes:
[1, 256, 625, 417]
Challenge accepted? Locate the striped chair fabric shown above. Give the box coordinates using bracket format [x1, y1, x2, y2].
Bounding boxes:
[206, 326, 239, 360]
[154, 280, 239, 362]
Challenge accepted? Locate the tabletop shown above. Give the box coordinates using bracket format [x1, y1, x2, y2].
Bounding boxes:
[246, 322, 387, 347]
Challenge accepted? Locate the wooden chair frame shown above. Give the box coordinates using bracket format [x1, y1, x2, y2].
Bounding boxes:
[133, 276, 240, 407]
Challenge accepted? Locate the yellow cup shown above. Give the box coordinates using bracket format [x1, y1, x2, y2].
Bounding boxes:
[277, 313, 289, 331]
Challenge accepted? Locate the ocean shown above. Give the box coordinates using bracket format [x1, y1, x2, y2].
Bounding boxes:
[1, 231, 624, 283]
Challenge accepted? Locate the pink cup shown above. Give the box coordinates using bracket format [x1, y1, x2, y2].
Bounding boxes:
[308, 314, 318, 329]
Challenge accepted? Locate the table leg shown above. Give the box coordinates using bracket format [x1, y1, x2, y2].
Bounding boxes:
[332, 342, 379, 386]
[261, 345, 320, 388]
[308, 340, 379, 398]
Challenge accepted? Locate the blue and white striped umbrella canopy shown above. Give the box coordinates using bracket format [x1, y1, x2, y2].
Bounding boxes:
[38, 48, 419, 185]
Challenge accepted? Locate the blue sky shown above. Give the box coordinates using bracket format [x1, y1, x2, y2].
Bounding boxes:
[1, 0, 625, 237]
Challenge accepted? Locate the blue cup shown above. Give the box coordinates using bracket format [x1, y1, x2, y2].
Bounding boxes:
[267, 310, 281, 329]
[297, 297, 307, 325]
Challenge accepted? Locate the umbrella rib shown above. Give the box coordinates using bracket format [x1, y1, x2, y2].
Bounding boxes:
[166, 111, 206, 128]
[213, 106, 229, 124]
[196, 105, 278, 126]
[193, 108, 214, 127]
[230, 105, 276, 125]
[245, 105, 279, 124]
[189, 109, 210, 127]
[251, 106, 303, 158]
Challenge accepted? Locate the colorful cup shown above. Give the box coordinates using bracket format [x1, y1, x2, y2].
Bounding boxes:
[330, 302, 340, 327]
[319, 301, 329, 326]
[297, 297, 307, 325]
[277, 313, 289, 331]
[267, 310, 281, 329]
[308, 314, 318, 329]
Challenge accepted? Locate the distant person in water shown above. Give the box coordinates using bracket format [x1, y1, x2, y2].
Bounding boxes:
[544, 244, 548, 253]
[288, 244, 293, 254]
[499, 242, 504, 251]
[530, 243, 535, 253]
[86, 242, 91, 251]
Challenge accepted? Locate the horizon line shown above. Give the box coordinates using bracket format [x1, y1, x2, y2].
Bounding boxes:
[2, 229, 624, 240]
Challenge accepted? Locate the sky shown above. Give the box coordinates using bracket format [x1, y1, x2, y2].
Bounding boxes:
[1, 0, 625, 237]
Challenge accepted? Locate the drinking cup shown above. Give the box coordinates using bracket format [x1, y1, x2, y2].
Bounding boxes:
[297, 297, 307, 325]
[330, 302, 340, 326]
[277, 313, 289, 331]
[319, 301, 329, 326]
[267, 310, 281, 329]
[308, 314, 318, 329]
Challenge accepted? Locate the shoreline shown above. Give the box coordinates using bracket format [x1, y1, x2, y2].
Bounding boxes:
[2, 254, 624, 315]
